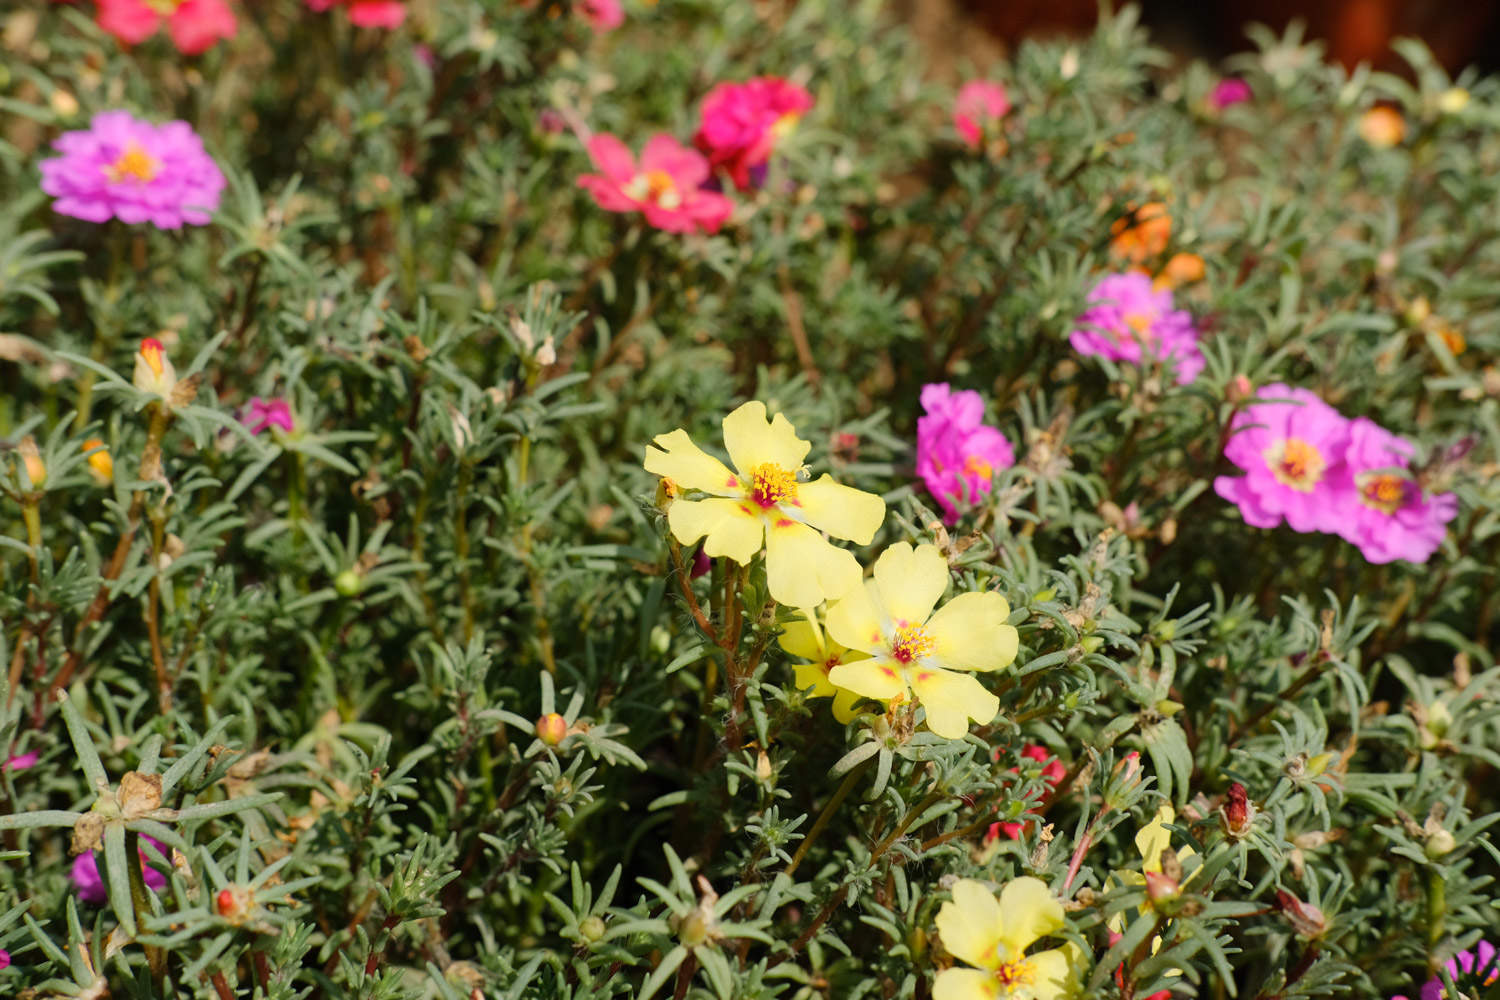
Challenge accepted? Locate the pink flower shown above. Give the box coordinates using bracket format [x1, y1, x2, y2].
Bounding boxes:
[916, 383, 1015, 524]
[1070, 272, 1205, 384]
[577, 133, 733, 234]
[578, 0, 623, 31]
[1211, 77, 1253, 110]
[1213, 384, 1350, 534]
[1393, 939, 1498, 1000]
[1330, 418, 1458, 565]
[4, 751, 39, 771]
[953, 80, 1010, 150]
[95, 0, 236, 54]
[39, 111, 226, 229]
[243, 397, 294, 435]
[985, 744, 1066, 843]
[71, 837, 168, 905]
[0, 949, 8, 971]
[304, 0, 406, 29]
[694, 77, 814, 190]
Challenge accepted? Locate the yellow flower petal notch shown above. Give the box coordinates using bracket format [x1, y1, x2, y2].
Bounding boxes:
[933, 877, 1080, 1000]
[778, 608, 867, 722]
[643, 401, 886, 609]
[824, 542, 1018, 739]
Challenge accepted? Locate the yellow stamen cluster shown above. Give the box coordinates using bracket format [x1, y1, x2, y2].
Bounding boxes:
[105, 143, 160, 185]
[890, 624, 935, 664]
[1266, 438, 1325, 491]
[1359, 473, 1408, 515]
[625, 170, 681, 210]
[750, 463, 798, 509]
[993, 957, 1035, 990]
[962, 454, 993, 481]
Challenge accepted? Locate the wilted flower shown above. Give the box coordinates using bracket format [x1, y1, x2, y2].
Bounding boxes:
[1108, 202, 1171, 265]
[578, 133, 734, 234]
[1222, 782, 1254, 839]
[1070, 272, 1205, 384]
[1329, 418, 1458, 565]
[694, 77, 813, 190]
[304, 0, 406, 28]
[1213, 384, 1350, 534]
[72, 836, 168, 905]
[916, 383, 1015, 524]
[243, 397, 294, 436]
[577, 0, 623, 31]
[953, 80, 1010, 151]
[1359, 106, 1406, 148]
[96, 0, 236, 54]
[1210, 77, 1252, 110]
[39, 111, 226, 229]
[933, 877, 1080, 1000]
[643, 401, 885, 609]
[826, 543, 1017, 739]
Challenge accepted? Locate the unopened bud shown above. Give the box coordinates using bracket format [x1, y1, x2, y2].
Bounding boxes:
[334, 569, 364, 597]
[536, 713, 568, 747]
[1276, 889, 1327, 938]
[1425, 827, 1457, 858]
[1144, 869, 1181, 906]
[133, 337, 178, 398]
[579, 915, 607, 943]
[1227, 374, 1253, 403]
[18, 436, 45, 488]
[1223, 783, 1254, 839]
[1438, 87, 1470, 114]
[81, 439, 113, 485]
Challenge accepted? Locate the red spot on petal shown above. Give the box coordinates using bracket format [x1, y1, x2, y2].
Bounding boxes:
[775, 518, 795, 528]
[738, 505, 754, 515]
[725, 477, 739, 488]
[880, 667, 896, 678]
[916, 671, 934, 682]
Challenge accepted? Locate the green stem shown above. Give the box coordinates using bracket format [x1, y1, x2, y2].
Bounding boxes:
[126, 830, 168, 987]
[783, 761, 866, 880]
[1426, 866, 1446, 952]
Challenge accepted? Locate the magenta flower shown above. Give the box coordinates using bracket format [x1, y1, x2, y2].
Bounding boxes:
[1211, 77, 1253, 110]
[1393, 939, 1498, 1000]
[39, 111, 225, 229]
[4, 751, 39, 771]
[578, 0, 623, 32]
[953, 80, 1010, 150]
[0, 949, 8, 970]
[243, 397, 294, 435]
[1330, 418, 1458, 565]
[96, 0, 236, 54]
[693, 77, 814, 190]
[304, 0, 406, 28]
[1214, 384, 1350, 534]
[577, 133, 733, 234]
[1070, 272, 1205, 384]
[916, 383, 1015, 524]
[71, 836, 168, 905]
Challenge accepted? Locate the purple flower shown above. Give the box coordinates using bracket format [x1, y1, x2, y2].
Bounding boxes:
[39, 110, 226, 229]
[916, 383, 1015, 524]
[1213, 384, 1350, 534]
[1070, 273, 1205, 385]
[4, 751, 39, 772]
[1330, 418, 1458, 565]
[71, 836, 168, 905]
[1393, 939, 1498, 1000]
[243, 397, 294, 435]
[1211, 77, 1253, 110]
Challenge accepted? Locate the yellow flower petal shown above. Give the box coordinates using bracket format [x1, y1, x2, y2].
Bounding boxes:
[932, 968, 998, 1000]
[791, 661, 837, 700]
[909, 666, 998, 739]
[666, 498, 764, 564]
[721, 401, 810, 475]
[643, 429, 742, 495]
[872, 543, 949, 627]
[995, 876, 1065, 957]
[764, 519, 862, 609]
[830, 685, 862, 723]
[826, 580, 886, 656]
[1026, 944, 1081, 1000]
[793, 475, 885, 544]
[935, 878, 1006, 968]
[828, 657, 906, 703]
[1136, 805, 1175, 873]
[926, 591, 1019, 672]
[779, 611, 826, 662]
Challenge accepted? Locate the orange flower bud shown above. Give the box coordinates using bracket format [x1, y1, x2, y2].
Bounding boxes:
[133, 337, 178, 398]
[1109, 202, 1171, 265]
[1358, 106, 1405, 149]
[536, 713, 568, 747]
[81, 438, 113, 485]
[1154, 252, 1205, 290]
[18, 436, 45, 488]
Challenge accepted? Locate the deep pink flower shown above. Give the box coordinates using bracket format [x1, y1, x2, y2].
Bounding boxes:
[916, 383, 1015, 524]
[0, 949, 8, 970]
[1213, 384, 1350, 534]
[1393, 939, 1498, 1000]
[304, 0, 406, 29]
[243, 397, 294, 435]
[39, 111, 226, 229]
[71, 837, 168, 905]
[578, 0, 623, 31]
[953, 80, 1010, 150]
[693, 77, 814, 190]
[577, 133, 733, 234]
[4, 751, 39, 771]
[985, 744, 1066, 843]
[1330, 418, 1458, 565]
[96, 0, 236, 54]
[1211, 77, 1253, 110]
[1070, 272, 1205, 384]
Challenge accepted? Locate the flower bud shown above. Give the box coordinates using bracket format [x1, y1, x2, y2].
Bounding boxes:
[334, 569, 364, 597]
[1438, 87, 1470, 114]
[81, 439, 113, 485]
[1425, 827, 1457, 859]
[536, 713, 568, 747]
[1276, 889, 1327, 938]
[1223, 782, 1254, 839]
[579, 915, 607, 943]
[18, 436, 45, 488]
[133, 337, 178, 399]
[1227, 374, 1253, 403]
[1144, 869, 1181, 906]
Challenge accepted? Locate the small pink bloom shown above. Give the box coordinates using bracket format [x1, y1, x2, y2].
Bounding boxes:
[694, 77, 814, 190]
[1213, 384, 1350, 534]
[1211, 77, 1253, 110]
[96, 0, 237, 54]
[577, 132, 733, 234]
[304, 0, 406, 29]
[243, 397, 294, 435]
[1330, 418, 1458, 565]
[985, 744, 1066, 843]
[0, 949, 8, 970]
[916, 383, 1015, 524]
[578, 0, 623, 31]
[953, 80, 1010, 150]
[4, 751, 39, 771]
[1394, 939, 1498, 1000]
[1070, 272, 1205, 384]
[71, 837, 168, 905]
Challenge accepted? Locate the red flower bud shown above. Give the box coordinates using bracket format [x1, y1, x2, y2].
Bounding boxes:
[1276, 889, 1327, 938]
[1224, 782, 1254, 838]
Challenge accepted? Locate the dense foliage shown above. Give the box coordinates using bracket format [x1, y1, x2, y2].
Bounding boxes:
[2, 2, 1499, 998]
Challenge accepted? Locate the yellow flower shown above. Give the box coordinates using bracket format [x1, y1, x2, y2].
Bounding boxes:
[1135, 805, 1196, 876]
[778, 608, 867, 722]
[643, 401, 885, 609]
[824, 543, 1016, 739]
[934, 877, 1079, 1000]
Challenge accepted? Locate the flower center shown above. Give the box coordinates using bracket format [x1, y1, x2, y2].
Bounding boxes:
[770, 111, 801, 141]
[1358, 472, 1409, 515]
[749, 463, 798, 509]
[1264, 438, 1325, 491]
[625, 170, 681, 210]
[143, 0, 187, 12]
[822, 655, 841, 676]
[1122, 310, 1155, 343]
[105, 143, 160, 185]
[963, 454, 993, 481]
[992, 956, 1035, 991]
[890, 624, 934, 664]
